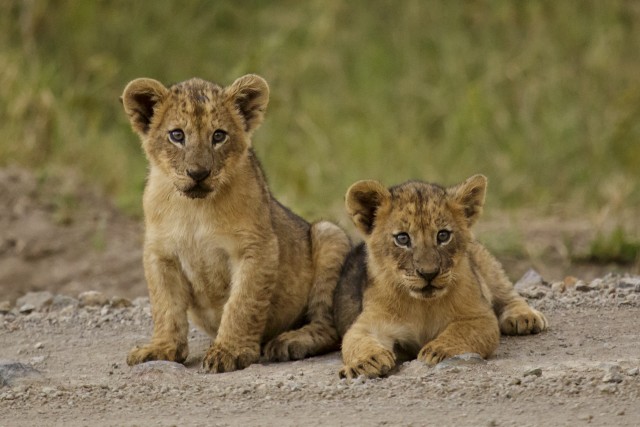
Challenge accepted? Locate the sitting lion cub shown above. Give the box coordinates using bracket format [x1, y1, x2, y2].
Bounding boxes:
[334, 175, 548, 378]
[121, 74, 350, 372]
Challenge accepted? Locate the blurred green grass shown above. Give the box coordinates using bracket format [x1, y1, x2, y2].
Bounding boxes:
[1, 0, 639, 227]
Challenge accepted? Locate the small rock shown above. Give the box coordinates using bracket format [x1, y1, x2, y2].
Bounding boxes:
[514, 269, 545, 291]
[0, 361, 44, 387]
[0, 301, 12, 314]
[598, 383, 617, 393]
[551, 282, 565, 293]
[50, 295, 79, 311]
[602, 363, 623, 383]
[435, 353, 486, 370]
[518, 287, 548, 300]
[523, 368, 542, 377]
[574, 281, 592, 292]
[18, 304, 35, 314]
[110, 296, 132, 308]
[626, 367, 639, 376]
[618, 276, 640, 290]
[34, 342, 44, 350]
[30, 356, 46, 364]
[563, 276, 579, 288]
[78, 291, 109, 307]
[16, 291, 54, 312]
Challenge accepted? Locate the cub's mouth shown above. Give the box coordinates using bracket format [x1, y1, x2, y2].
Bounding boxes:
[180, 184, 213, 199]
[408, 283, 445, 299]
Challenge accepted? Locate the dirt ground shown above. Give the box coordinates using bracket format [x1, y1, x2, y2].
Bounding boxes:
[1, 166, 639, 426]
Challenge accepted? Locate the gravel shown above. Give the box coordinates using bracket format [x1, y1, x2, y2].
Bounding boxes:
[0, 272, 639, 426]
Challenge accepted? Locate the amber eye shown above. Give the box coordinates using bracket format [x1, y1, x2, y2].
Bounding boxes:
[168, 129, 185, 144]
[437, 229, 451, 244]
[212, 130, 227, 145]
[394, 232, 411, 248]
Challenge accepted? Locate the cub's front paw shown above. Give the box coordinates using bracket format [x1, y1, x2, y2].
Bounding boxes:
[126, 342, 187, 366]
[418, 342, 460, 366]
[499, 306, 548, 335]
[339, 349, 395, 379]
[202, 342, 260, 373]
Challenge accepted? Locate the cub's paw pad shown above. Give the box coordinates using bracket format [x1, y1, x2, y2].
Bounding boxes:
[500, 308, 548, 335]
[338, 351, 395, 379]
[126, 343, 186, 366]
[418, 343, 457, 366]
[202, 343, 259, 373]
[263, 332, 311, 362]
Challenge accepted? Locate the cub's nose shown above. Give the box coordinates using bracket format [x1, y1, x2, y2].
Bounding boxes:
[416, 268, 440, 283]
[187, 168, 211, 182]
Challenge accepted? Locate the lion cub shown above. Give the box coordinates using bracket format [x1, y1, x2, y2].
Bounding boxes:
[334, 175, 548, 378]
[121, 74, 350, 372]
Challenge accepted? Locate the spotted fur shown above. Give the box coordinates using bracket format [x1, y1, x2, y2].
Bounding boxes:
[121, 75, 351, 372]
[335, 175, 548, 379]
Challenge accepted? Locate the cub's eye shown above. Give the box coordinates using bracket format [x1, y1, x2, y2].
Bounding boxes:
[394, 232, 411, 248]
[437, 229, 451, 244]
[168, 129, 185, 144]
[212, 130, 227, 145]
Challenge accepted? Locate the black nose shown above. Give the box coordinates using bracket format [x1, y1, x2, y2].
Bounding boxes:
[416, 268, 440, 283]
[187, 168, 211, 182]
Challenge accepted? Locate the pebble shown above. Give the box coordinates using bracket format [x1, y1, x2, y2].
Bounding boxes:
[109, 296, 132, 308]
[78, 291, 109, 307]
[602, 364, 623, 383]
[0, 361, 43, 387]
[523, 368, 542, 377]
[16, 291, 54, 312]
[0, 301, 12, 314]
[50, 295, 79, 311]
[435, 353, 486, 370]
[18, 304, 36, 314]
[514, 269, 545, 291]
[626, 367, 639, 376]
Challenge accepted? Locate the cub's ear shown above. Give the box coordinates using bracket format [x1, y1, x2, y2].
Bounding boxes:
[345, 180, 391, 236]
[225, 74, 270, 135]
[447, 174, 487, 227]
[121, 78, 169, 136]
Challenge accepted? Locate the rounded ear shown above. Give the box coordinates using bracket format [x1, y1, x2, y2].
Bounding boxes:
[447, 174, 487, 227]
[345, 180, 391, 235]
[121, 78, 169, 136]
[225, 74, 269, 134]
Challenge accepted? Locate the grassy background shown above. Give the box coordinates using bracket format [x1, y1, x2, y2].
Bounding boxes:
[1, 1, 639, 262]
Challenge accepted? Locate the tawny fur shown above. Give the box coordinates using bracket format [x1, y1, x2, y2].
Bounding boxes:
[334, 175, 548, 379]
[121, 74, 350, 372]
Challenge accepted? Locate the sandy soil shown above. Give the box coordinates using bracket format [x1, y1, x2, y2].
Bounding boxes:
[1, 167, 639, 426]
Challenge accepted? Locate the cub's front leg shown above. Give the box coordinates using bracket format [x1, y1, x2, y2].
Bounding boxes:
[127, 252, 190, 366]
[202, 240, 278, 373]
[339, 318, 396, 379]
[418, 314, 499, 365]
[499, 299, 548, 335]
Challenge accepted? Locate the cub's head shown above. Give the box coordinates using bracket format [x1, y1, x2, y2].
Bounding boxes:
[121, 74, 269, 199]
[345, 175, 487, 300]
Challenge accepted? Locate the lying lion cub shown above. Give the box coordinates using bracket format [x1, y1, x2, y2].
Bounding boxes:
[334, 175, 548, 378]
[121, 74, 350, 372]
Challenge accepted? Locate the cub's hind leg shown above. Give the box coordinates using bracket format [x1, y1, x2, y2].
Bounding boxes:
[263, 221, 350, 362]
